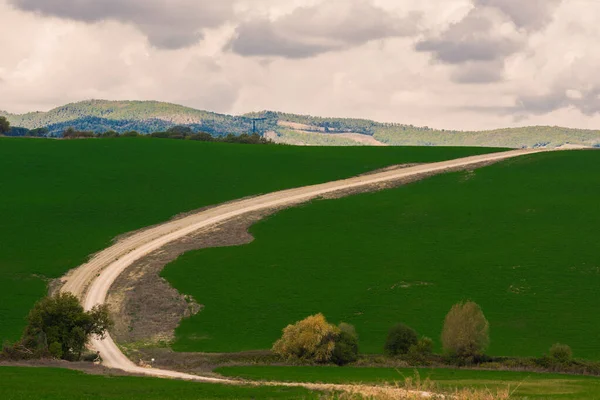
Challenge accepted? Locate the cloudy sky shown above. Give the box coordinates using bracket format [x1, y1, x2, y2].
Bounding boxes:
[1, 0, 599, 130]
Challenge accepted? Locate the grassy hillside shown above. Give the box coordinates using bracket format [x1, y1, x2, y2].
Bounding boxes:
[162, 150, 600, 359]
[3, 100, 600, 147]
[0, 367, 315, 400]
[0, 138, 497, 343]
[1, 100, 266, 137]
[217, 366, 600, 399]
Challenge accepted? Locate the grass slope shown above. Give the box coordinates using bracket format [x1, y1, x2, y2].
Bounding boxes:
[163, 150, 600, 359]
[0, 367, 315, 400]
[0, 138, 496, 343]
[217, 366, 600, 399]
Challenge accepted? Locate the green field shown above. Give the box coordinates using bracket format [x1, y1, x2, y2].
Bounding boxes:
[162, 150, 600, 358]
[0, 138, 497, 343]
[0, 367, 316, 399]
[216, 366, 600, 399]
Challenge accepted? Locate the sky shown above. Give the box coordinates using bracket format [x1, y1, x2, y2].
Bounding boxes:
[1, 0, 599, 130]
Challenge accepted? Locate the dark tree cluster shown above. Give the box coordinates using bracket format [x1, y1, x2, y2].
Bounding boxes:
[2, 293, 112, 361]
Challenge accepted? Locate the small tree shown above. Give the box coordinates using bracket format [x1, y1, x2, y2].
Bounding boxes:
[441, 301, 489, 359]
[549, 343, 572, 364]
[0, 116, 10, 135]
[384, 323, 418, 356]
[272, 314, 340, 363]
[21, 292, 112, 361]
[408, 336, 434, 362]
[332, 322, 359, 366]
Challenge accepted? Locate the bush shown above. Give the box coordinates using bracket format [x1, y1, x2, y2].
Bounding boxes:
[384, 323, 418, 356]
[408, 337, 434, 363]
[549, 343, 573, 364]
[332, 323, 359, 366]
[48, 342, 63, 359]
[272, 314, 340, 363]
[442, 301, 489, 360]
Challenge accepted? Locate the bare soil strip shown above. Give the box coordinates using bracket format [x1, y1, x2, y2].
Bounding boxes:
[57, 149, 545, 395]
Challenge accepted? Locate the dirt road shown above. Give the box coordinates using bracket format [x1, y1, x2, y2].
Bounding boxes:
[59, 148, 544, 384]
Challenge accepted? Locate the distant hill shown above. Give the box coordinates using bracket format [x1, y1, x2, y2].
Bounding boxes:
[2, 100, 600, 148]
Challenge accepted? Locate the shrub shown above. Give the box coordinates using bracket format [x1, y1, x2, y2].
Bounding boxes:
[442, 301, 489, 360]
[48, 342, 63, 359]
[384, 323, 418, 356]
[549, 343, 573, 364]
[272, 314, 340, 363]
[408, 336, 434, 363]
[332, 323, 359, 366]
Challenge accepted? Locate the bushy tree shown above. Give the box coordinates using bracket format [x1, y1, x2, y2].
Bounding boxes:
[409, 337, 434, 359]
[20, 292, 112, 361]
[549, 343, 573, 364]
[442, 301, 489, 359]
[332, 323, 359, 366]
[272, 314, 340, 363]
[0, 116, 10, 135]
[384, 323, 418, 356]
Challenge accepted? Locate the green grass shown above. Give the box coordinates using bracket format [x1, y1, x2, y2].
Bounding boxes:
[0, 137, 497, 343]
[162, 150, 600, 358]
[216, 366, 600, 399]
[0, 367, 317, 399]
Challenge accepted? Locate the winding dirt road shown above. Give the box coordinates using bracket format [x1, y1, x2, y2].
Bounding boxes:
[59, 148, 545, 383]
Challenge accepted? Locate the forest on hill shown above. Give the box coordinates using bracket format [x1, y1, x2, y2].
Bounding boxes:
[2, 100, 600, 148]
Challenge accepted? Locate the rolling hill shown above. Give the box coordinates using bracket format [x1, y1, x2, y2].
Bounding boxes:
[2, 100, 600, 148]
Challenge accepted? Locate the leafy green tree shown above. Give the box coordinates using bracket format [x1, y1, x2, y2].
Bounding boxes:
[332, 323, 359, 366]
[21, 292, 112, 361]
[442, 301, 489, 359]
[384, 323, 418, 356]
[0, 116, 10, 135]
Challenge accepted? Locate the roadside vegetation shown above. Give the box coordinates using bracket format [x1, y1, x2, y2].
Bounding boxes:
[0, 138, 498, 344]
[162, 150, 600, 361]
[217, 366, 600, 399]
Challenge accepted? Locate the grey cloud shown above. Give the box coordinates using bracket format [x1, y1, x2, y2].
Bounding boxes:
[465, 87, 600, 117]
[9, 0, 233, 49]
[450, 61, 505, 84]
[516, 88, 600, 116]
[416, 0, 562, 84]
[228, 1, 420, 58]
[475, 0, 563, 30]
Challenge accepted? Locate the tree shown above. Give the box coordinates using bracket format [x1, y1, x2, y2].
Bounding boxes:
[272, 314, 340, 363]
[384, 323, 419, 356]
[0, 116, 10, 135]
[441, 301, 489, 359]
[20, 292, 112, 361]
[332, 323, 359, 366]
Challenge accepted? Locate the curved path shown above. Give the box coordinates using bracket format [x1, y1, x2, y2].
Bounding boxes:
[60, 148, 545, 383]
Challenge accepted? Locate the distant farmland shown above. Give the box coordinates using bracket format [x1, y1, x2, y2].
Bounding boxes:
[163, 150, 600, 359]
[0, 138, 498, 343]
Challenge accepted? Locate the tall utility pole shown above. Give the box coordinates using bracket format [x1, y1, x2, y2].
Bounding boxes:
[249, 117, 267, 135]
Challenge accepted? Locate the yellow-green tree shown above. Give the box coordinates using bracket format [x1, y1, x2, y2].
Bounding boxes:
[272, 313, 340, 363]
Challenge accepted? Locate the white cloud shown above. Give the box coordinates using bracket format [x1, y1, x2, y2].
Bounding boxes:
[2, 0, 600, 131]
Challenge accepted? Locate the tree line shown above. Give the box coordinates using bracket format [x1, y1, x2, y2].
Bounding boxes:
[273, 300, 582, 373]
[0, 117, 273, 145]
